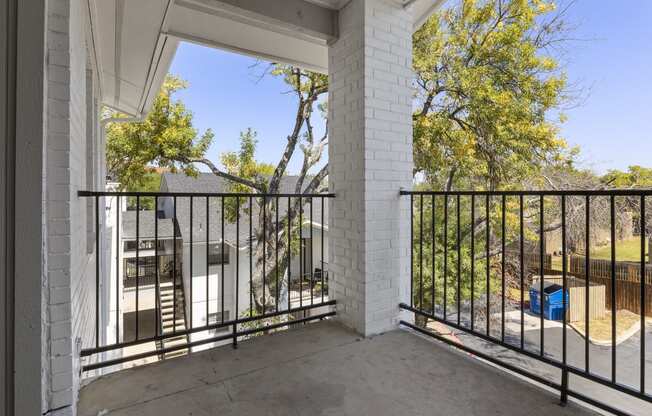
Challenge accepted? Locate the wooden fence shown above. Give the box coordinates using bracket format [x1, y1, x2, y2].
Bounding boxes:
[569, 255, 652, 317]
[504, 251, 553, 274]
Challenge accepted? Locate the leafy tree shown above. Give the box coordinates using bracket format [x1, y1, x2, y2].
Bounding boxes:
[107, 68, 329, 312]
[126, 170, 161, 210]
[413, 0, 572, 191]
[602, 166, 652, 189]
[106, 75, 213, 190]
[409, 0, 579, 323]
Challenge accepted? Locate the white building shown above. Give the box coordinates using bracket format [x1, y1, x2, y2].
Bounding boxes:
[158, 173, 330, 350]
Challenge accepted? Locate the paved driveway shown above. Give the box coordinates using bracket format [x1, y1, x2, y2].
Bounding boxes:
[453, 312, 652, 416]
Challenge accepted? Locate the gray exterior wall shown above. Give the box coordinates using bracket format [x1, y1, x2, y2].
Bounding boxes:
[2, 1, 47, 415]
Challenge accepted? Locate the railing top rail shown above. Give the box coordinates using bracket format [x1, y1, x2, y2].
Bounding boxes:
[400, 189, 652, 196]
[78, 190, 336, 198]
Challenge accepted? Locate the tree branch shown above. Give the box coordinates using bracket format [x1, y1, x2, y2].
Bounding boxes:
[189, 158, 265, 192]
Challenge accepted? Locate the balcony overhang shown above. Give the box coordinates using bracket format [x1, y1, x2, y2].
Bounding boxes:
[88, 0, 444, 117]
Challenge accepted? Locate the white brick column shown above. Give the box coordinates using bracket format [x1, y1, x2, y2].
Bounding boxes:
[328, 0, 413, 336]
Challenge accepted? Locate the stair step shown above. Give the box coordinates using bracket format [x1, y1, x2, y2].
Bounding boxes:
[162, 320, 186, 328]
[164, 338, 188, 347]
[162, 350, 187, 359]
[156, 276, 189, 360]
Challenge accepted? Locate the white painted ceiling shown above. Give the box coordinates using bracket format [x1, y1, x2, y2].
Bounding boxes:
[89, 0, 443, 117]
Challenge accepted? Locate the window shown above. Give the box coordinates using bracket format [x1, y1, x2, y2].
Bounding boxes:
[207, 311, 230, 325]
[207, 243, 229, 265]
[124, 239, 165, 252]
[301, 238, 313, 278]
[124, 256, 158, 280]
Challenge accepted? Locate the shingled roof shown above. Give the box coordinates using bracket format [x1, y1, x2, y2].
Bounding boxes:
[158, 173, 329, 248]
[122, 211, 175, 240]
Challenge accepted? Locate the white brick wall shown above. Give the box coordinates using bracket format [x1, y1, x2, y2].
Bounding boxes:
[328, 0, 413, 336]
[45, 0, 101, 414]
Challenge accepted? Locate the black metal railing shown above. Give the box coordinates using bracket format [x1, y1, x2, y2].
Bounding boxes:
[400, 189, 651, 416]
[79, 190, 335, 372]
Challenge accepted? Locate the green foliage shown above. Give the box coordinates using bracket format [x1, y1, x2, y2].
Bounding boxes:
[106, 75, 213, 190]
[237, 309, 284, 339]
[602, 166, 652, 188]
[126, 171, 161, 210]
[269, 65, 328, 96]
[413, 0, 570, 190]
[410, 193, 513, 313]
[220, 128, 275, 221]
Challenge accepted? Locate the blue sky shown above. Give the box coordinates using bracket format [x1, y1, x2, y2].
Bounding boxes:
[168, 1, 651, 175]
[558, 0, 652, 173]
[168, 45, 327, 175]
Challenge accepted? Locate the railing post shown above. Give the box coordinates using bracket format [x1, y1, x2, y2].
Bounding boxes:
[560, 367, 569, 405]
[232, 322, 238, 349]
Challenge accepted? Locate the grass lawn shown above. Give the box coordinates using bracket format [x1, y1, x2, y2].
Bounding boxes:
[591, 237, 649, 262]
[548, 237, 649, 271]
[571, 310, 647, 344]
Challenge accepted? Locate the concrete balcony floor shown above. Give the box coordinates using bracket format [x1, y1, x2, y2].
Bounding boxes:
[79, 321, 597, 416]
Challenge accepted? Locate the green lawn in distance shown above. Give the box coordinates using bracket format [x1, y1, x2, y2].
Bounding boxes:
[591, 237, 649, 262]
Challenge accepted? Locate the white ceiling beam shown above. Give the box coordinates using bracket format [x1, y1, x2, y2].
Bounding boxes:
[166, 0, 331, 73]
[176, 0, 338, 43]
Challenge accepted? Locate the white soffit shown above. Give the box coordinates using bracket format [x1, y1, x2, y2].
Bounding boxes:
[91, 0, 179, 117]
[165, 0, 336, 74]
[305, 0, 444, 30]
[89, 0, 443, 116]
[405, 0, 446, 31]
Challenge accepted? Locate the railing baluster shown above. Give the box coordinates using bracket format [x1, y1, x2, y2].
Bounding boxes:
[96, 195, 100, 348]
[432, 194, 436, 317]
[155, 196, 159, 337]
[189, 196, 193, 328]
[410, 194, 414, 308]
[420, 195, 424, 311]
[539, 195, 544, 356]
[116, 196, 120, 344]
[501, 194, 506, 342]
[173, 196, 177, 334]
[206, 197, 209, 329]
[561, 195, 568, 404]
[611, 195, 617, 383]
[585, 195, 590, 373]
[471, 194, 475, 331]
[262, 196, 266, 312]
[457, 194, 461, 325]
[443, 194, 448, 320]
[519, 194, 524, 350]
[136, 196, 140, 340]
[299, 196, 303, 309]
[486, 195, 490, 336]
[321, 196, 325, 304]
[250, 196, 253, 315]
[221, 196, 225, 324]
[276, 196, 280, 312]
[235, 196, 240, 349]
[641, 195, 646, 393]
[288, 196, 292, 312]
[310, 197, 314, 306]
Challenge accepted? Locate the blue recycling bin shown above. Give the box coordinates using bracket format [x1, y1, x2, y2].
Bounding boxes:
[529, 281, 568, 321]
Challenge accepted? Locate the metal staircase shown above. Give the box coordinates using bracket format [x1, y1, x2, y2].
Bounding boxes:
[156, 279, 189, 359]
